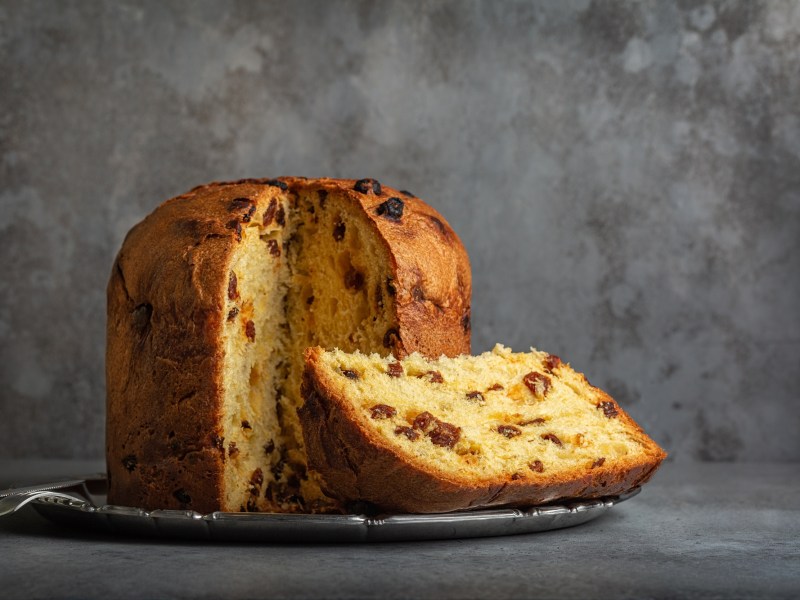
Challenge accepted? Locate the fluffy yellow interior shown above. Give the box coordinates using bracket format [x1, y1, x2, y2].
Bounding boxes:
[315, 345, 656, 481]
[220, 187, 397, 512]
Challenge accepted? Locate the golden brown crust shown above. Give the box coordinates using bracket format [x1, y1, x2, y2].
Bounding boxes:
[299, 347, 667, 514]
[106, 178, 471, 512]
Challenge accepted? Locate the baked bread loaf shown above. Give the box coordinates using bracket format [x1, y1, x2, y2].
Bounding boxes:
[300, 345, 666, 513]
[106, 177, 471, 513]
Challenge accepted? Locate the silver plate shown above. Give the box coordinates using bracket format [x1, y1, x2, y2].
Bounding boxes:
[0, 475, 639, 543]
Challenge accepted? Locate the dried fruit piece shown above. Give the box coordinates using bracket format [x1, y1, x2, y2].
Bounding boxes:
[370, 404, 397, 419]
[497, 425, 522, 438]
[541, 433, 563, 447]
[228, 272, 239, 300]
[210, 434, 225, 452]
[344, 267, 365, 291]
[227, 307, 239, 322]
[591, 457, 606, 468]
[266, 239, 281, 257]
[317, 189, 328, 206]
[394, 426, 419, 441]
[333, 220, 346, 241]
[229, 197, 256, 222]
[228, 441, 240, 457]
[386, 278, 397, 296]
[529, 460, 545, 473]
[399, 189, 416, 197]
[412, 286, 425, 301]
[487, 383, 504, 391]
[341, 369, 359, 380]
[241, 420, 252, 430]
[383, 328, 400, 348]
[353, 178, 382, 195]
[121, 454, 137, 472]
[245, 320, 256, 342]
[263, 439, 275, 455]
[461, 311, 471, 332]
[306, 295, 315, 305]
[376, 197, 404, 221]
[249, 468, 264, 493]
[510, 472, 524, 481]
[466, 391, 484, 403]
[597, 401, 619, 418]
[517, 417, 546, 426]
[417, 370, 444, 384]
[132, 303, 152, 331]
[262, 198, 278, 225]
[543, 354, 562, 373]
[276, 205, 286, 226]
[523, 371, 551, 398]
[413, 411, 436, 431]
[386, 362, 404, 377]
[264, 178, 288, 191]
[428, 421, 461, 449]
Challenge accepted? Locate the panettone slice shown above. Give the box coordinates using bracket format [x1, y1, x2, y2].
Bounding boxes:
[299, 345, 666, 513]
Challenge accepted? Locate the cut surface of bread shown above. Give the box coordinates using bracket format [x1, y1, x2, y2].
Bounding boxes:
[106, 178, 471, 513]
[300, 345, 667, 513]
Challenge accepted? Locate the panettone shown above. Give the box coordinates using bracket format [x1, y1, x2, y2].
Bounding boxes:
[299, 345, 666, 513]
[106, 177, 471, 513]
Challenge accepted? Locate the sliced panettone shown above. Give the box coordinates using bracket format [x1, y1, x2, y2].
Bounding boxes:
[299, 345, 667, 513]
[106, 178, 471, 514]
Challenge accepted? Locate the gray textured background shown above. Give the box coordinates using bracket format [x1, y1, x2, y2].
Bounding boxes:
[1, 0, 798, 462]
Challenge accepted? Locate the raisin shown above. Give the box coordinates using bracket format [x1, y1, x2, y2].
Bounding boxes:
[383, 327, 400, 349]
[173, 489, 191, 505]
[394, 426, 419, 441]
[306, 295, 315, 305]
[412, 286, 425, 301]
[264, 178, 288, 191]
[121, 454, 137, 472]
[229, 197, 256, 222]
[245, 320, 256, 342]
[246, 497, 258, 512]
[487, 383, 504, 391]
[267, 239, 281, 257]
[428, 215, 447, 235]
[541, 433, 563, 447]
[529, 460, 545, 473]
[523, 371, 551, 398]
[341, 369, 359, 380]
[399, 189, 416, 197]
[250, 468, 264, 488]
[597, 401, 619, 418]
[265, 483, 274, 501]
[271, 457, 286, 479]
[386, 362, 404, 377]
[227, 307, 239, 321]
[263, 439, 275, 455]
[132, 303, 152, 331]
[317, 189, 328, 207]
[332, 218, 347, 241]
[276, 205, 286, 226]
[418, 370, 443, 383]
[241, 420, 251, 430]
[517, 418, 546, 426]
[228, 272, 239, 300]
[376, 197, 404, 221]
[543, 354, 562, 373]
[345, 267, 365, 291]
[466, 391, 484, 403]
[263, 198, 278, 225]
[511, 472, 524, 481]
[210, 434, 225, 452]
[386, 278, 396, 296]
[353, 178, 381, 195]
[591, 457, 606, 469]
[226, 219, 243, 241]
[413, 411, 436, 431]
[228, 442, 240, 457]
[370, 404, 397, 419]
[497, 425, 522, 438]
[461, 310, 471, 332]
[429, 421, 461, 448]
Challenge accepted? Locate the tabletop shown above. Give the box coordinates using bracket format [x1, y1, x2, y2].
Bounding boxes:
[0, 459, 798, 599]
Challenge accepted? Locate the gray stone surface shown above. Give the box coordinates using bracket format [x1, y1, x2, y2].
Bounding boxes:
[0, 1, 798, 460]
[1, 460, 798, 599]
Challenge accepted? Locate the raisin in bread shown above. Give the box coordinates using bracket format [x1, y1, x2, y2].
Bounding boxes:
[106, 177, 471, 514]
[299, 345, 666, 513]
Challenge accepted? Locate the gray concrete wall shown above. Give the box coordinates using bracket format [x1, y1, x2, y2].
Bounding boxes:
[1, 0, 797, 461]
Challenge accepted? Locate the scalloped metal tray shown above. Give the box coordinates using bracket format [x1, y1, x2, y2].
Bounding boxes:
[0, 475, 639, 542]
